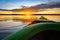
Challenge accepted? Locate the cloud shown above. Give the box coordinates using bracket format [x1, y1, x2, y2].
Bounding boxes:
[30, 1, 60, 9]
[24, 1, 60, 12]
[36, 8, 60, 14]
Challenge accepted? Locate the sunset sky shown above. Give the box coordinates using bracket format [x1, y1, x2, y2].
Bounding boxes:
[0, 0, 60, 22]
[0, 0, 60, 9]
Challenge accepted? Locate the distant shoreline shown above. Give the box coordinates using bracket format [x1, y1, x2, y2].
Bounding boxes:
[0, 14, 60, 15]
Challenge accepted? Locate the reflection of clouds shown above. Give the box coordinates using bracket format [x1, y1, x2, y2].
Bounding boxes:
[43, 16, 60, 22]
[0, 20, 31, 33]
[0, 20, 30, 39]
[0, 20, 25, 28]
[35, 15, 60, 22]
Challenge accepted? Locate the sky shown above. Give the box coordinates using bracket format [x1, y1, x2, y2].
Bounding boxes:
[0, 0, 60, 10]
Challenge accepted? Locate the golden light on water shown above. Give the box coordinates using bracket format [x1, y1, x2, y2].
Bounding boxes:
[0, 8, 60, 22]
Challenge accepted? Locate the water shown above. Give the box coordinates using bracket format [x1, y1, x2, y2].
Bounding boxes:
[0, 15, 60, 40]
[34, 15, 60, 22]
[43, 15, 60, 22]
[0, 15, 60, 22]
[0, 20, 30, 40]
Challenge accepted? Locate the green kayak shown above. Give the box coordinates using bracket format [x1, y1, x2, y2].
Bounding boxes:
[3, 22, 60, 40]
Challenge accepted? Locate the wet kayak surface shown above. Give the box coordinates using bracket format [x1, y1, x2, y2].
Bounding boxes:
[3, 22, 60, 40]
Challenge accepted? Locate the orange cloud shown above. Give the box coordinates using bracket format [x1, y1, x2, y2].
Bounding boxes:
[36, 8, 60, 14]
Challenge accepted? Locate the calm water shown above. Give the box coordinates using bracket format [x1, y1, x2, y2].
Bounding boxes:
[0, 20, 30, 40]
[34, 15, 60, 22]
[0, 15, 60, 22]
[0, 15, 60, 40]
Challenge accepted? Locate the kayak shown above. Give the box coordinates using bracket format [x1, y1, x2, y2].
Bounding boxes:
[3, 22, 60, 40]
